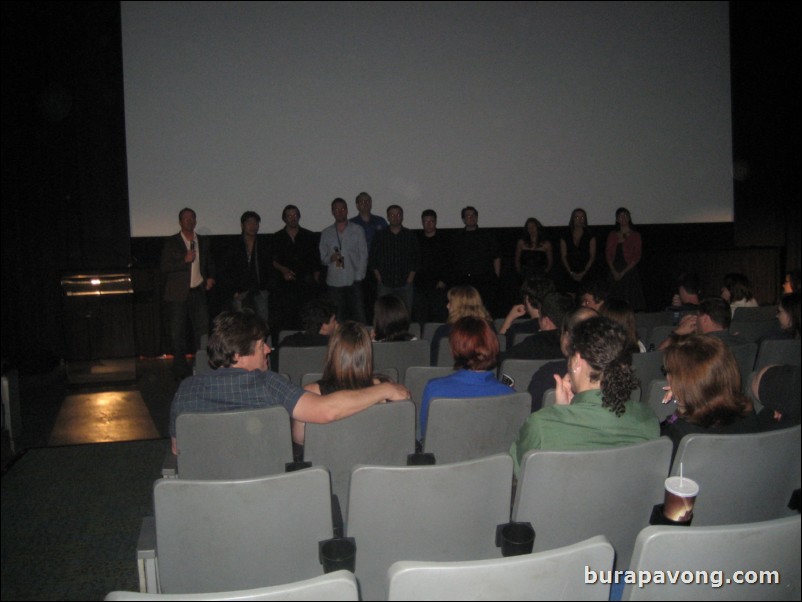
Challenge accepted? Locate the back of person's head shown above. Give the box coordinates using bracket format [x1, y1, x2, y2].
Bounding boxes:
[560, 306, 598, 356]
[599, 297, 639, 352]
[540, 293, 573, 330]
[447, 285, 492, 323]
[569, 316, 639, 416]
[449, 316, 500, 371]
[677, 272, 701, 297]
[520, 276, 556, 309]
[721, 273, 753, 303]
[299, 297, 336, 335]
[663, 335, 752, 428]
[699, 297, 732, 330]
[208, 311, 268, 369]
[320, 321, 374, 391]
[779, 292, 801, 337]
[373, 294, 413, 342]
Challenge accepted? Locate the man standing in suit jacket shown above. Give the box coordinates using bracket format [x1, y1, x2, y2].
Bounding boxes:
[161, 207, 216, 379]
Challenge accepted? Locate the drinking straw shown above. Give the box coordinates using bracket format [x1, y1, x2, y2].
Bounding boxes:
[680, 462, 684, 487]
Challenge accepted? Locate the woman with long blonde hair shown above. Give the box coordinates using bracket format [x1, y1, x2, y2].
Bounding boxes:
[429, 286, 493, 364]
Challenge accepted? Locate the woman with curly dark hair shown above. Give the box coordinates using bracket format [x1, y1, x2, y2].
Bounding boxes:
[510, 316, 659, 476]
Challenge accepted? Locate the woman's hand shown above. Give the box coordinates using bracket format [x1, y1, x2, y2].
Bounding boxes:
[553, 373, 574, 405]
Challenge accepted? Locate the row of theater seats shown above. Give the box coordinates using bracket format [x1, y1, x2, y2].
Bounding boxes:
[111, 513, 802, 600]
[140, 416, 801, 600]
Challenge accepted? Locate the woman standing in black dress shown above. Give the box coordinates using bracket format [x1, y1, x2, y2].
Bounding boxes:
[560, 208, 597, 294]
[515, 217, 553, 279]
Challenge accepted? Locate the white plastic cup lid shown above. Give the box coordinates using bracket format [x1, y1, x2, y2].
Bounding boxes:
[665, 476, 699, 497]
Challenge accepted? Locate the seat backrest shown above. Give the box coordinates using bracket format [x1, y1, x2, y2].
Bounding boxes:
[193, 349, 211, 375]
[154, 468, 333, 593]
[435, 337, 453, 367]
[276, 346, 328, 385]
[403, 366, 456, 438]
[105, 570, 359, 601]
[278, 330, 301, 344]
[498, 358, 556, 394]
[754, 338, 802, 371]
[644, 379, 674, 423]
[304, 401, 416, 521]
[542, 388, 556, 408]
[635, 311, 673, 331]
[372, 339, 430, 382]
[175, 406, 293, 479]
[630, 351, 664, 402]
[624, 515, 801, 601]
[731, 320, 781, 343]
[512, 438, 672, 571]
[408, 322, 421, 339]
[346, 454, 513, 601]
[421, 322, 444, 342]
[646, 325, 674, 350]
[423, 392, 531, 464]
[387, 535, 615, 602]
[732, 305, 779, 323]
[729, 342, 758, 390]
[670, 425, 801, 526]
[301, 367, 399, 387]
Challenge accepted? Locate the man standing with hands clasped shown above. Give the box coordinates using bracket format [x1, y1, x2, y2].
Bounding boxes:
[161, 207, 216, 379]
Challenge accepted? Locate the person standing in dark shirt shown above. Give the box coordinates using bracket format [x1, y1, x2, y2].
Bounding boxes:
[225, 211, 271, 325]
[370, 204, 419, 313]
[271, 204, 321, 332]
[413, 209, 449, 325]
[452, 206, 501, 316]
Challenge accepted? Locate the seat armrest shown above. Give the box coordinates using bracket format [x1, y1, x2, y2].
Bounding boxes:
[136, 516, 159, 592]
[161, 449, 177, 478]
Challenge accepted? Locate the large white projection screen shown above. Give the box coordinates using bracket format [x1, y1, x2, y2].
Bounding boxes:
[122, 1, 733, 236]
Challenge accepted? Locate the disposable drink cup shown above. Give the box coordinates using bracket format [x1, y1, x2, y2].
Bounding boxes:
[663, 476, 699, 523]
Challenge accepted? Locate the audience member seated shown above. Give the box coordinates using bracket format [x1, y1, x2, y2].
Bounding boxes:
[599, 297, 645, 353]
[667, 272, 702, 312]
[510, 316, 659, 477]
[295, 321, 391, 445]
[526, 306, 597, 412]
[783, 269, 801, 294]
[751, 364, 801, 430]
[660, 335, 760, 459]
[720, 272, 758, 316]
[658, 297, 747, 350]
[578, 279, 611, 312]
[499, 293, 573, 362]
[169, 311, 410, 455]
[429, 285, 494, 365]
[761, 292, 801, 341]
[372, 294, 415, 342]
[274, 297, 337, 371]
[420, 316, 512, 438]
[498, 276, 556, 348]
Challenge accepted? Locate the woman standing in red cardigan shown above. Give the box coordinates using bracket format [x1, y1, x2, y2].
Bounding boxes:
[606, 207, 645, 311]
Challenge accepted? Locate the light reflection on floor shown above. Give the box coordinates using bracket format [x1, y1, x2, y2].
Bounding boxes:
[48, 390, 160, 445]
